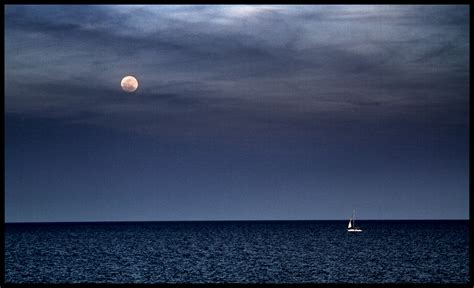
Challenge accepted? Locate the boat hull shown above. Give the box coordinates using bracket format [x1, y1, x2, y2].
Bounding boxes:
[347, 228, 362, 232]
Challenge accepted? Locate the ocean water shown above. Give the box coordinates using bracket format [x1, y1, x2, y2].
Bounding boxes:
[5, 220, 469, 283]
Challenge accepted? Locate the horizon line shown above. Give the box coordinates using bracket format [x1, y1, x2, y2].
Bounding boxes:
[5, 218, 469, 224]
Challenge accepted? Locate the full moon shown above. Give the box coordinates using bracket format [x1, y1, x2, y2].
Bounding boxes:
[121, 76, 138, 92]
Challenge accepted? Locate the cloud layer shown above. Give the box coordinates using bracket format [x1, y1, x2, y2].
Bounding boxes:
[5, 5, 469, 138]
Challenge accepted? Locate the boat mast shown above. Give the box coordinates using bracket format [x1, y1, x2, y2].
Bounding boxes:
[353, 209, 355, 227]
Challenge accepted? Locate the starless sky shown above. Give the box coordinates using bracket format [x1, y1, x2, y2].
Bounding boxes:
[5, 5, 469, 222]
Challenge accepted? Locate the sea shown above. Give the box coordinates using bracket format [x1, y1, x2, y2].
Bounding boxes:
[5, 220, 469, 283]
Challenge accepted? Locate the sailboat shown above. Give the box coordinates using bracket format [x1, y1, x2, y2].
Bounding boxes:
[347, 209, 362, 232]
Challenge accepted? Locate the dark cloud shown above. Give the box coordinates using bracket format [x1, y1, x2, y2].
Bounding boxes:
[5, 5, 469, 137]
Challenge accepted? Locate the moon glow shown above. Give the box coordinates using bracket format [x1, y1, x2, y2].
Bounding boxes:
[121, 76, 138, 92]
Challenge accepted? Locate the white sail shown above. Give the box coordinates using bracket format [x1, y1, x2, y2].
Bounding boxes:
[347, 210, 362, 232]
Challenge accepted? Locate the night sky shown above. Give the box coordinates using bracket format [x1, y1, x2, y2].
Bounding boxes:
[5, 5, 469, 222]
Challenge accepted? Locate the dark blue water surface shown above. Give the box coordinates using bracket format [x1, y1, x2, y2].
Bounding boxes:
[5, 220, 469, 283]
